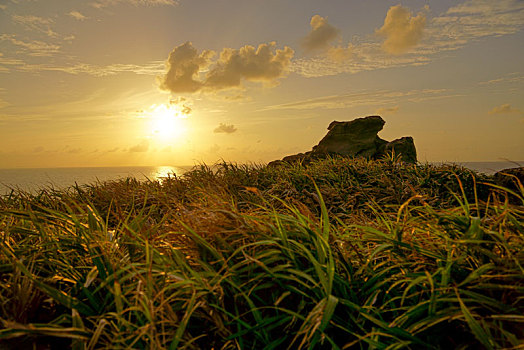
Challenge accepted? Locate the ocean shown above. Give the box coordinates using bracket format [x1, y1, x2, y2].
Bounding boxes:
[0, 161, 522, 195]
[0, 165, 192, 195]
[445, 161, 523, 175]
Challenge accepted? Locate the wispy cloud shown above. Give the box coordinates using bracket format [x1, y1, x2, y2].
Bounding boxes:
[3, 13, 75, 60]
[489, 104, 522, 115]
[91, 0, 178, 8]
[3, 59, 165, 76]
[0, 88, 8, 109]
[68, 11, 88, 21]
[0, 34, 61, 57]
[214, 123, 237, 134]
[293, 0, 524, 77]
[433, 0, 524, 41]
[479, 73, 524, 86]
[11, 15, 58, 37]
[376, 106, 400, 115]
[0, 52, 24, 72]
[264, 89, 450, 111]
[291, 47, 431, 77]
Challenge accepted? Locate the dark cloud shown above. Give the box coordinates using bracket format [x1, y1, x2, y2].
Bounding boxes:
[158, 41, 294, 93]
[170, 97, 192, 114]
[205, 42, 294, 89]
[214, 123, 237, 134]
[158, 42, 214, 93]
[302, 15, 339, 52]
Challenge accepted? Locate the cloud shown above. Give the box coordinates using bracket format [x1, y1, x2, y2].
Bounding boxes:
[14, 61, 165, 76]
[302, 15, 340, 52]
[326, 44, 353, 63]
[1, 54, 165, 77]
[214, 123, 237, 134]
[159, 41, 294, 93]
[425, 0, 524, 56]
[376, 5, 427, 55]
[479, 73, 524, 86]
[489, 104, 522, 115]
[205, 42, 294, 89]
[435, 0, 524, 39]
[293, 1, 524, 77]
[376, 106, 400, 114]
[291, 49, 431, 77]
[69, 11, 88, 21]
[0, 34, 61, 57]
[157, 42, 214, 93]
[11, 15, 57, 38]
[0, 88, 8, 109]
[129, 140, 150, 152]
[264, 89, 449, 111]
[170, 97, 192, 114]
[91, 0, 177, 8]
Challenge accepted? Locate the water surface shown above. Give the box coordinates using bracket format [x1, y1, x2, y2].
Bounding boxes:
[0, 165, 190, 194]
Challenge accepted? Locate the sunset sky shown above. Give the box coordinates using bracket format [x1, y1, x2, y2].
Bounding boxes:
[0, 0, 523, 168]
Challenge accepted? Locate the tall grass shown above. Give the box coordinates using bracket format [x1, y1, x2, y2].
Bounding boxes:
[0, 157, 522, 349]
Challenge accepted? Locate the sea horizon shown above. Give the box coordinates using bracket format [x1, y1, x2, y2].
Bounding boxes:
[1, 160, 522, 195]
[2, 159, 523, 170]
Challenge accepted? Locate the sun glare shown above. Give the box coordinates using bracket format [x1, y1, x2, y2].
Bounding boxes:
[148, 104, 188, 143]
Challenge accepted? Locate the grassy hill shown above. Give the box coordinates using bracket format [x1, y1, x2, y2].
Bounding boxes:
[1, 157, 522, 349]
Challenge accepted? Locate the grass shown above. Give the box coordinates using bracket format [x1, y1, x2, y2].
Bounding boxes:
[0, 156, 522, 349]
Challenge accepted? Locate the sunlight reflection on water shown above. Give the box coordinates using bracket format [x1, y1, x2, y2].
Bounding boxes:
[151, 166, 185, 180]
[0, 166, 192, 194]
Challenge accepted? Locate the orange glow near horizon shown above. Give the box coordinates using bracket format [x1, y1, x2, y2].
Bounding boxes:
[0, 0, 522, 169]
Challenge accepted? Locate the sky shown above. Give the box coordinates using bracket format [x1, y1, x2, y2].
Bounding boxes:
[0, 0, 523, 168]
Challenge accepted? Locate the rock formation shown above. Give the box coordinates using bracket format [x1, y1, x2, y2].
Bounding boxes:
[270, 115, 417, 165]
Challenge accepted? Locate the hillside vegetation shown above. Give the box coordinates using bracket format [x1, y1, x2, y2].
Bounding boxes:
[0, 157, 523, 349]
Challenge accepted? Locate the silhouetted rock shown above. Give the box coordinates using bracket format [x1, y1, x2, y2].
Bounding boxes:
[384, 137, 417, 163]
[269, 115, 417, 166]
[312, 116, 387, 158]
[282, 152, 309, 163]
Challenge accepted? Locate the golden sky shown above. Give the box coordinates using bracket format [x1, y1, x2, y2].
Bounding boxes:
[0, 0, 523, 168]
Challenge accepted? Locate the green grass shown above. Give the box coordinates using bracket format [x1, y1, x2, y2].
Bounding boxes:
[0, 156, 522, 349]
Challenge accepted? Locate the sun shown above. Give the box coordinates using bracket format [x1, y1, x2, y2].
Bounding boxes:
[148, 104, 188, 143]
